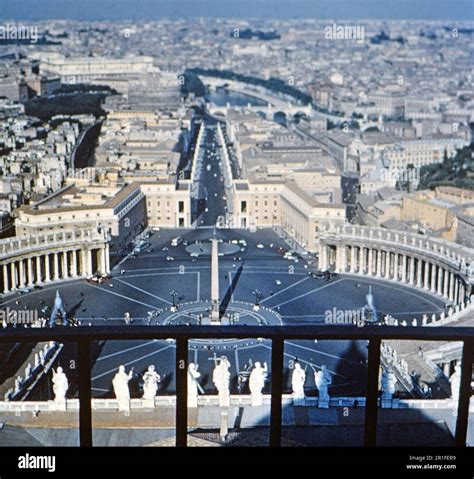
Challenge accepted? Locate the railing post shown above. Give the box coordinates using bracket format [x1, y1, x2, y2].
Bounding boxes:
[270, 337, 284, 447]
[175, 337, 188, 447]
[364, 338, 381, 447]
[455, 339, 473, 447]
[78, 338, 92, 447]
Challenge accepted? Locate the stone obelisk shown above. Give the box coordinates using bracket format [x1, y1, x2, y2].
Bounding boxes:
[210, 238, 220, 323]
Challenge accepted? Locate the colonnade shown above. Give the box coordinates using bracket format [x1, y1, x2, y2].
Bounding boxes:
[318, 225, 473, 306]
[0, 230, 110, 295]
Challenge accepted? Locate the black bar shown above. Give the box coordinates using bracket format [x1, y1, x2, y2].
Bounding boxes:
[455, 339, 473, 447]
[364, 338, 381, 447]
[0, 325, 473, 343]
[78, 339, 92, 447]
[175, 337, 188, 447]
[270, 337, 284, 447]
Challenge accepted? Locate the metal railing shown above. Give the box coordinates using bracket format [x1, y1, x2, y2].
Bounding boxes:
[0, 325, 472, 447]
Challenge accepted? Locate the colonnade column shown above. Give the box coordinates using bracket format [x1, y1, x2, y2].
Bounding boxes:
[430, 263, 437, 293]
[45, 254, 51, 282]
[18, 259, 25, 288]
[336, 246, 345, 273]
[454, 279, 459, 305]
[27, 257, 34, 287]
[105, 244, 110, 274]
[367, 248, 373, 276]
[424, 261, 430, 290]
[71, 250, 78, 277]
[61, 251, 68, 279]
[319, 245, 328, 271]
[10, 261, 16, 290]
[409, 257, 415, 285]
[350, 246, 356, 273]
[36, 255, 43, 284]
[416, 259, 423, 288]
[3, 263, 9, 294]
[449, 272, 455, 302]
[401, 255, 407, 283]
[384, 251, 390, 278]
[443, 270, 449, 298]
[458, 282, 465, 304]
[86, 249, 93, 276]
[99, 247, 107, 275]
[437, 267, 444, 296]
[53, 253, 59, 281]
[376, 250, 382, 277]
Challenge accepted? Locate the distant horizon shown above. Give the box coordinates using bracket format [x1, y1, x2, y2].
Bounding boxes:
[0, 17, 473, 23]
[0, 0, 472, 22]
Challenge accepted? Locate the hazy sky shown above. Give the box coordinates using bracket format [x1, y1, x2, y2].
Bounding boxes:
[0, 0, 472, 21]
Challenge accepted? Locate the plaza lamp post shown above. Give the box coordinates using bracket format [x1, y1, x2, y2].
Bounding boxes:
[170, 290, 178, 312]
[252, 289, 264, 312]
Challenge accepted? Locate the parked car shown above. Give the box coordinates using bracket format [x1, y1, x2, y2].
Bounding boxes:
[133, 241, 151, 253]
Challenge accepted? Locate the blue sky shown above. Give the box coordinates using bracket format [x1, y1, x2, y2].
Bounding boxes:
[0, 0, 472, 21]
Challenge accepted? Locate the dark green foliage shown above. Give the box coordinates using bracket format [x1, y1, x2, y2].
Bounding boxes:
[186, 68, 312, 105]
[180, 72, 206, 97]
[418, 145, 474, 190]
[24, 93, 108, 121]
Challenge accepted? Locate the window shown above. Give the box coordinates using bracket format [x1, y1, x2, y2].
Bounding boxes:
[178, 201, 184, 213]
[241, 201, 247, 213]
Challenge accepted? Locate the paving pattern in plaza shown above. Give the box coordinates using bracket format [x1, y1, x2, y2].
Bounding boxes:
[0, 228, 447, 399]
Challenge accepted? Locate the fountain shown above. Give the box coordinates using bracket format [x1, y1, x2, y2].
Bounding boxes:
[361, 286, 378, 323]
[49, 290, 68, 327]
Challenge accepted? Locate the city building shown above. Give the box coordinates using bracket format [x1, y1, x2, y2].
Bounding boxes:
[15, 181, 146, 255]
[232, 177, 345, 251]
[38, 53, 155, 83]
